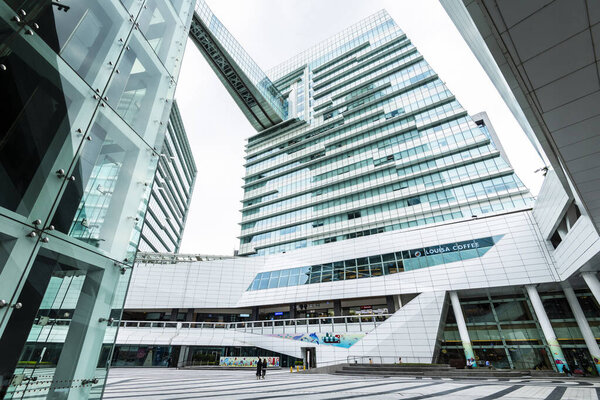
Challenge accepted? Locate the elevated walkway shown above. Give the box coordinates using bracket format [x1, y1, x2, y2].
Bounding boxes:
[189, 1, 287, 131]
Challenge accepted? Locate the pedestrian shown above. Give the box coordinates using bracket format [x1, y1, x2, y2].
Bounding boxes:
[485, 360, 490, 369]
[256, 358, 262, 380]
[563, 364, 572, 377]
[261, 358, 267, 379]
[398, 357, 402, 364]
[466, 359, 472, 369]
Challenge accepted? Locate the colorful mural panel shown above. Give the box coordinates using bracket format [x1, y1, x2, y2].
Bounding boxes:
[219, 356, 279, 367]
[268, 332, 365, 348]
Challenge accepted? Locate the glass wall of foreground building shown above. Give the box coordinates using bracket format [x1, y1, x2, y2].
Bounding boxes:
[238, 9, 533, 256]
[0, 0, 194, 398]
[138, 100, 197, 253]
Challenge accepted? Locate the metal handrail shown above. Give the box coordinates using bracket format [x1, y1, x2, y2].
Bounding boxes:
[347, 355, 433, 364]
[113, 314, 393, 333]
[347, 355, 384, 364]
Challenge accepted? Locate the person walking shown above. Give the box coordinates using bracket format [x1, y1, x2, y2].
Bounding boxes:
[261, 358, 267, 379]
[255, 358, 262, 380]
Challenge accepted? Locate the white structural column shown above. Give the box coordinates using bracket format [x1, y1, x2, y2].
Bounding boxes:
[582, 272, 600, 306]
[562, 281, 600, 374]
[525, 285, 568, 372]
[449, 291, 477, 367]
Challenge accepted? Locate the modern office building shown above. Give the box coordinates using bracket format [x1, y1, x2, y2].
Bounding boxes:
[237, 11, 533, 257]
[138, 100, 197, 254]
[0, 0, 195, 398]
[99, 2, 600, 376]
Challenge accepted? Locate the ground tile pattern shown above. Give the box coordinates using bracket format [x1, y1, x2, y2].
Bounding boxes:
[104, 369, 600, 399]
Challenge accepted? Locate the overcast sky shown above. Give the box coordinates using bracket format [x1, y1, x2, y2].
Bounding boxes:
[175, 0, 546, 255]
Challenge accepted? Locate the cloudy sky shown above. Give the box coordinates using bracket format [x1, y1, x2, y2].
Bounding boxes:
[175, 0, 546, 255]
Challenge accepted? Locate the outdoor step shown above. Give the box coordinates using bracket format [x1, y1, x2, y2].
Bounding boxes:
[438, 371, 527, 378]
[335, 370, 425, 376]
[335, 371, 529, 379]
[342, 367, 453, 373]
[347, 363, 451, 368]
[344, 365, 456, 372]
[336, 364, 533, 379]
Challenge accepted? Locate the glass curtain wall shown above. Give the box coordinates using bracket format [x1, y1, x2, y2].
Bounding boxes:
[0, 0, 194, 398]
[438, 289, 600, 374]
[439, 291, 552, 370]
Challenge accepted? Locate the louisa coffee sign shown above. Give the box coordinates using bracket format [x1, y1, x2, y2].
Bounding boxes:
[409, 237, 498, 258]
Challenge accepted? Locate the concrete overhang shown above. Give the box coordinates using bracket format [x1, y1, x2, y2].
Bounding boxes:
[441, 0, 600, 234]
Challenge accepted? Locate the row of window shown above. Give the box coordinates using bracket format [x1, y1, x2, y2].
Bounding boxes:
[243, 116, 485, 212]
[314, 38, 412, 90]
[314, 43, 419, 98]
[316, 58, 431, 120]
[342, 79, 449, 121]
[313, 211, 463, 245]
[241, 174, 524, 244]
[242, 131, 497, 229]
[312, 25, 411, 93]
[248, 25, 406, 165]
[244, 100, 466, 196]
[311, 156, 510, 213]
[298, 15, 398, 78]
[245, 77, 448, 183]
[249, 196, 532, 256]
[247, 236, 502, 290]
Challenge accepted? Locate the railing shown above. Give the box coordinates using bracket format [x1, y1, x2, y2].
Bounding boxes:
[347, 355, 384, 364]
[113, 314, 393, 334]
[135, 252, 234, 264]
[347, 355, 433, 365]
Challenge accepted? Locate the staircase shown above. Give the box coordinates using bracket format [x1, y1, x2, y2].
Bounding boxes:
[334, 364, 561, 378]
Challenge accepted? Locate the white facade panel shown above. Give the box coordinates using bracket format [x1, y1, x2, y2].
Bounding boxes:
[533, 170, 571, 239]
[128, 210, 558, 310]
[554, 216, 600, 279]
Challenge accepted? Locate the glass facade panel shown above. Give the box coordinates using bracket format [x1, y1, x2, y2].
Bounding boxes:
[33, 0, 133, 90]
[138, 0, 187, 74]
[105, 31, 173, 146]
[0, 24, 96, 218]
[51, 108, 157, 262]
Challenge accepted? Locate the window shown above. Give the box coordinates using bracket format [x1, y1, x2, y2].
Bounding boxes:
[550, 230, 562, 249]
[407, 197, 421, 206]
[347, 211, 361, 220]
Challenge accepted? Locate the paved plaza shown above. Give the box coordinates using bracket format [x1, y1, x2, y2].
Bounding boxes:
[104, 368, 600, 399]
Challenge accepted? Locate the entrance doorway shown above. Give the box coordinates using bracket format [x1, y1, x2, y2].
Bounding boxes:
[302, 347, 316, 369]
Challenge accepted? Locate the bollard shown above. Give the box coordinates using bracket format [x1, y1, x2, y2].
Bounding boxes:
[296, 366, 299, 372]
[290, 366, 293, 373]
[303, 364, 306, 371]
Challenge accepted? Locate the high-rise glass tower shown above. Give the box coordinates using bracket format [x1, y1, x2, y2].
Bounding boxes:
[238, 10, 532, 256]
[138, 100, 197, 254]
